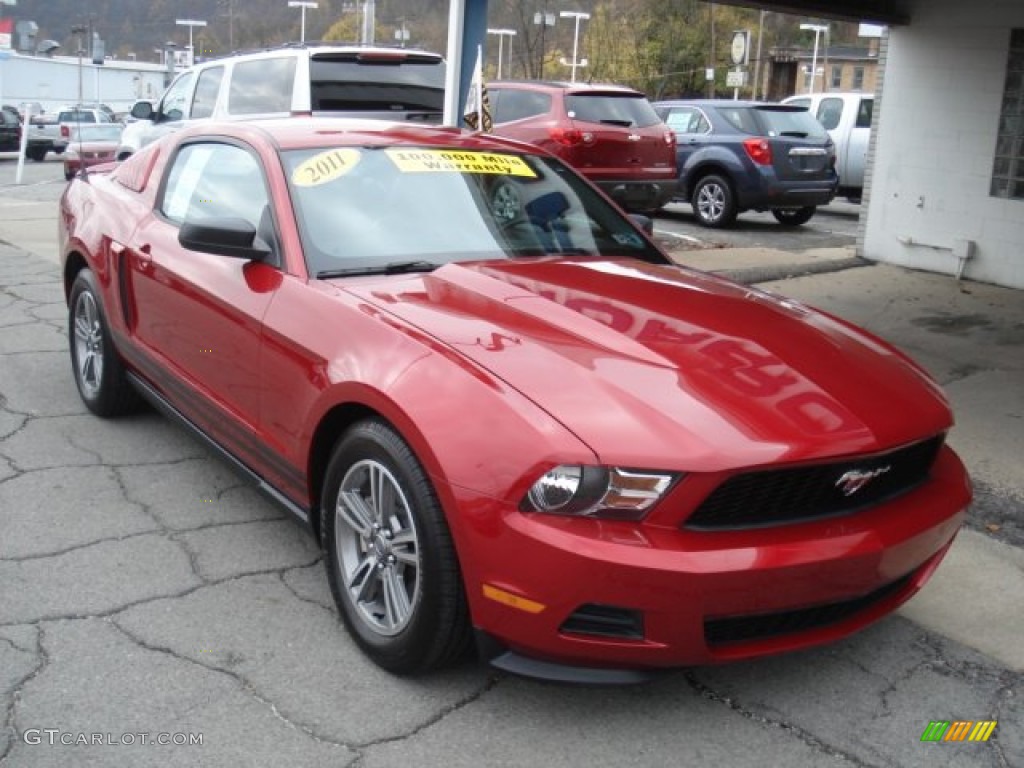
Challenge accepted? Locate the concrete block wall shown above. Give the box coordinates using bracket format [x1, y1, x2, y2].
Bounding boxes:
[863, 0, 1024, 289]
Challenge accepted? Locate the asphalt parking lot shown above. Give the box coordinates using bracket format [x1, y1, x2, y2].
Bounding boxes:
[1, 157, 1021, 767]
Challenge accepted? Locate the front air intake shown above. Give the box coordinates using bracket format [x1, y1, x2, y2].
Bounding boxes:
[559, 604, 644, 640]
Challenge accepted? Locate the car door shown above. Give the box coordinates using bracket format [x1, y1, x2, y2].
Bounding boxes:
[121, 140, 282, 461]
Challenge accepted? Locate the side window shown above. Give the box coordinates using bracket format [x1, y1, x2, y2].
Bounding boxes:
[228, 57, 296, 115]
[816, 98, 843, 131]
[492, 90, 550, 123]
[191, 66, 224, 119]
[665, 108, 707, 134]
[856, 98, 874, 129]
[160, 142, 272, 237]
[161, 72, 196, 122]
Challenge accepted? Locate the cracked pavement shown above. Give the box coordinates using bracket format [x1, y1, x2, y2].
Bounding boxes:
[1, 174, 1022, 766]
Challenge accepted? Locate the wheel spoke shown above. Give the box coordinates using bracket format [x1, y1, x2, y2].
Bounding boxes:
[370, 463, 394, 523]
[81, 351, 96, 385]
[337, 490, 375, 538]
[381, 567, 411, 629]
[74, 314, 91, 342]
[346, 556, 378, 604]
[390, 530, 418, 566]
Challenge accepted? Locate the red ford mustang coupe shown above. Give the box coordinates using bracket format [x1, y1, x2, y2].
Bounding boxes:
[59, 118, 970, 683]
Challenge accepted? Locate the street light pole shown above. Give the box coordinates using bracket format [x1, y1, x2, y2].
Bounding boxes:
[800, 23, 828, 95]
[71, 24, 87, 104]
[175, 19, 207, 66]
[487, 28, 516, 79]
[288, 1, 318, 44]
[532, 12, 554, 79]
[559, 11, 590, 83]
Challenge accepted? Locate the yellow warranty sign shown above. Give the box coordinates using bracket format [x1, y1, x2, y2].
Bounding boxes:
[291, 148, 362, 187]
[385, 149, 536, 177]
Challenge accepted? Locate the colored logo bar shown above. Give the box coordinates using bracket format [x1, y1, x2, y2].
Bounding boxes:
[921, 721, 997, 742]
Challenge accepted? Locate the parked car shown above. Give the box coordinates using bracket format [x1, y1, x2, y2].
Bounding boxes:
[487, 80, 677, 213]
[782, 91, 873, 202]
[0, 105, 21, 151]
[60, 118, 968, 681]
[117, 44, 446, 160]
[62, 123, 124, 180]
[653, 99, 839, 227]
[26, 105, 112, 161]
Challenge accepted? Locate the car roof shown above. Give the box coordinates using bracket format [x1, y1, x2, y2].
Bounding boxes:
[171, 117, 540, 154]
[654, 99, 793, 109]
[196, 43, 443, 66]
[490, 80, 644, 96]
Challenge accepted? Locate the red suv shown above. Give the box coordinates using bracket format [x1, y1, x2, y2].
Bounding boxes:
[487, 81, 677, 213]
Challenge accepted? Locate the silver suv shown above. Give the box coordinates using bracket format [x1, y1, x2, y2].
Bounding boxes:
[118, 44, 446, 159]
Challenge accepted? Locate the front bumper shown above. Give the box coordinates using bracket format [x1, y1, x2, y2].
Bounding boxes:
[457, 446, 969, 676]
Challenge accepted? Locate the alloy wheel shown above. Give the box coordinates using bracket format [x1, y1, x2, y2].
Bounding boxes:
[334, 459, 421, 636]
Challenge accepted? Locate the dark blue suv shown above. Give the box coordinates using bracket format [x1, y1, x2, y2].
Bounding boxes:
[653, 100, 838, 228]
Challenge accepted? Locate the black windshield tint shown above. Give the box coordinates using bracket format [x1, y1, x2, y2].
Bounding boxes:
[565, 94, 661, 128]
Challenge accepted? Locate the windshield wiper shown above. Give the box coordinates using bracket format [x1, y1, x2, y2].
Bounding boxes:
[600, 119, 633, 127]
[780, 131, 809, 138]
[316, 260, 441, 279]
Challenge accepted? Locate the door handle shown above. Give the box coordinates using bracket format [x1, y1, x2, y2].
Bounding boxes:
[136, 243, 153, 269]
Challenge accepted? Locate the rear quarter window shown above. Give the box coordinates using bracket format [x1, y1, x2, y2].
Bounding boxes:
[228, 57, 296, 114]
[565, 94, 661, 128]
[492, 89, 551, 123]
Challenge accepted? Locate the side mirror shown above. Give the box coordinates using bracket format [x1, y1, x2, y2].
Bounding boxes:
[178, 217, 272, 261]
[628, 213, 654, 236]
[130, 101, 154, 121]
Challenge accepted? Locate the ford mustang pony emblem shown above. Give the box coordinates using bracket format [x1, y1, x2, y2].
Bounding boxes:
[835, 466, 892, 496]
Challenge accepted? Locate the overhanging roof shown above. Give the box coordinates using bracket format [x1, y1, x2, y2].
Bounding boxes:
[706, 1, 912, 25]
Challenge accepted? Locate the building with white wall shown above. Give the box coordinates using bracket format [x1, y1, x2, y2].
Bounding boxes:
[0, 52, 170, 115]
[861, 0, 1024, 289]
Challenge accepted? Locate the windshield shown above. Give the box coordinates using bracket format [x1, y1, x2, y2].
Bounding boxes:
[282, 146, 666, 276]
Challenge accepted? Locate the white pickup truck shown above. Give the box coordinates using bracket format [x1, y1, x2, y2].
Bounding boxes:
[782, 92, 873, 202]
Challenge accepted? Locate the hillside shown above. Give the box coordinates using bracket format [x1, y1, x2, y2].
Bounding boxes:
[7, 0, 450, 62]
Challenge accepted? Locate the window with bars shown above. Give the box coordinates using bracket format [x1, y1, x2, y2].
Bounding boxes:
[991, 29, 1024, 200]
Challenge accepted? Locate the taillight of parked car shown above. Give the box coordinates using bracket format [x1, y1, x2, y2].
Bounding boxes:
[60, 125, 70, 138]
[742, 138, 772, 166]
[548, 127, 594, 147]
[663, 129, 676, 147]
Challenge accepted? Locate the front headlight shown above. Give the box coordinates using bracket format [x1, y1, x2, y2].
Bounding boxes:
[521, 465, 678, 521]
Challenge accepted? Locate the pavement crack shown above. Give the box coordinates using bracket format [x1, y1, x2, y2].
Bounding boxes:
[683, 672, 880, 767]
[106, 619, 353, 753]
[3, 625, 47, 763]
[353, 674, 502, 751]
[277, 566, 334, 616]
[167, 533, 209, 585]
[0, 529, 162, 563]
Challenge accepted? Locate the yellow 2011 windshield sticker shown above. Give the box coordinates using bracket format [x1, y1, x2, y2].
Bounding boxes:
[385, 149, 536, 178]
[291, 148, 362, 187]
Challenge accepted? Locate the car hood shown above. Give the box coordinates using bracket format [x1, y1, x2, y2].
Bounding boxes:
[343, 258, 952, 471]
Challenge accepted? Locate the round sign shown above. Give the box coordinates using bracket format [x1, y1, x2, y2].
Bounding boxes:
[730, 31, 748, 66]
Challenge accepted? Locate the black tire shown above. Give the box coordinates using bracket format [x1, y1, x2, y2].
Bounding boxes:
[691, 174, 738, 228]
[772, 207, 816, 226]
[68, 269, 140, 417]
[322, 419, 470, 674]
[27, 147, 47, 162]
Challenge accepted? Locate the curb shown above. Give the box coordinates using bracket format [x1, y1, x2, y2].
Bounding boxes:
[712, 256, 872, 285]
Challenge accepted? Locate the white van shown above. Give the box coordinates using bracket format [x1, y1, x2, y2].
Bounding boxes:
[117, 45, 446, 159]
[781, 91, 872, 202]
